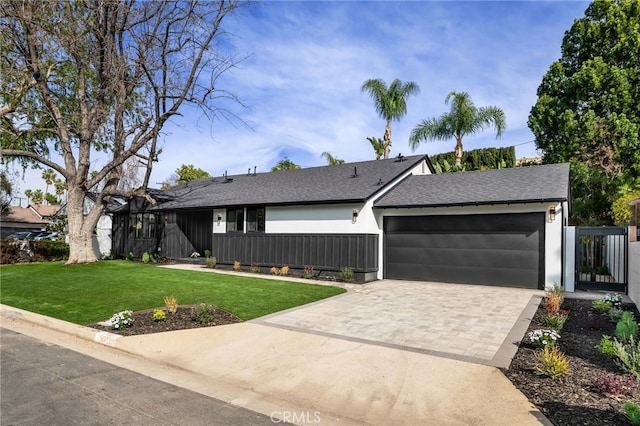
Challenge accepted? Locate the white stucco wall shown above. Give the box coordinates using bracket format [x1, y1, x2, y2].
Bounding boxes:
[564, 226, 576, 292]
[629, 241, 640, 308]
[212, 159, 431, 236]
[375, 202, 565, 289]
[96, 214, 112, 258]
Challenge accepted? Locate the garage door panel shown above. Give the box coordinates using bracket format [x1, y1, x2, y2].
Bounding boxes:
[386, 246, 540, 269]
[387, 232, 540, 251]
[383, 213, 544, 288]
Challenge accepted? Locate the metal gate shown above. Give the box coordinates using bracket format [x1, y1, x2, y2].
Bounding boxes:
[575, 227, 628, 292]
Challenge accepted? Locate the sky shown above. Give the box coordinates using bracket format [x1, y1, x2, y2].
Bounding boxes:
[8, 0, 590, 205]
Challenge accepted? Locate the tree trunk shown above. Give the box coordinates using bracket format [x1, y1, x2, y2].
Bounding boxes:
[383, 119, 392, 159]
[65, 188, 100, 264]
[454, 137, 464, 167]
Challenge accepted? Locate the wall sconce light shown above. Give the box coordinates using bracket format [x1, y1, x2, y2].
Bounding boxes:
[217, 214, 222, 226]
[548, 206, 556, 223]
[352, 209, 359, 224]
[163, 215, 168, 225]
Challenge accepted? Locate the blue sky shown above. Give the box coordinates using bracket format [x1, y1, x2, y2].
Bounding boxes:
[11, 0, 590, 204]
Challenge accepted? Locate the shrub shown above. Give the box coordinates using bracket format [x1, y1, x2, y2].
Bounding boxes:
[205, 256, 217, 269]
[163, 295, 178, 314]
[535, 345, 571, 379]
[609, 307, 625, 323]
[616, 311, 638, 341]
[302, 265, 314, 279]
[592, 299, 612, 314]
[233, 260, 241, 271]
[612, 337, 640, 380]
[280, 265, 289, 276]
[527, 329, 560, 349]
[250, 263, 260, 273]
[0, 239, 22, 264]
[191, 303, 216, 324]
[545, 285, 564, 315]
[270, 266, 279, 275]
[152, 309, 166, 322]
[591, 373, 638, 397]
[544, 311, 568, 330]
[204, 249, 212, 258]
[30, 240, 69, 262]
[127, 252, 134, 261]
[108, 310, 133, 329]
[141, 252, 151, 264]
[625, 402, 640, 426]
[597, 335, 617, 357]
[340, 267, 354, 283]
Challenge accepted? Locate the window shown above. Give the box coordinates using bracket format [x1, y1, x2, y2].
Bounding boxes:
[130, 213, 157, 239]
[226, 208, 244, 232]
[132, 213, 143, 238]
[246, 207, 265, 232]
[146, 214, 156, 238]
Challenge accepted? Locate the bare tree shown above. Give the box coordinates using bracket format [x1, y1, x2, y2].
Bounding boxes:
[1, 0, 248, 263]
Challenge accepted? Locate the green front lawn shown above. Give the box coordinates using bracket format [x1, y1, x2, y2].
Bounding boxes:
[0, 261, 345, 324]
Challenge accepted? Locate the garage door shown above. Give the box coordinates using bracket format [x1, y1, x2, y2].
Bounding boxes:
[384, 213, 544, 288]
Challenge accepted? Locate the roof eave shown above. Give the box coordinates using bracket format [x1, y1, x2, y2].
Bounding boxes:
[374, 197, 568, 209]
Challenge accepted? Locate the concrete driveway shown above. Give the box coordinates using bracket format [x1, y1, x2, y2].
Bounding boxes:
[258, 279, 543, 368]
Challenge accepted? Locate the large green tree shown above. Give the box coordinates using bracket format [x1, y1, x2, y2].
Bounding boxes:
[409, 91, 506, 167]
[0, 170, 13, 215]
[0, 1, 246, 263]
[271, 157, 301, 172]
[361, 78, 420, 159]
[176, 164, 211, 184]
[528, 0, 640, 225]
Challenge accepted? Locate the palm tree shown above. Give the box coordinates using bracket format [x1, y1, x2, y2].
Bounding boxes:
[24, 189, 33, 205]
[41, 169, 56, 204]
[410, 91, 506, 167]
[366, 136, 385, 160]
[321, 152, 344, 165]
[361, 78, 420, 159]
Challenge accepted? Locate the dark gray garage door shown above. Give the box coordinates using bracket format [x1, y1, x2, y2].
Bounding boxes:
[384, 213, 544, 288]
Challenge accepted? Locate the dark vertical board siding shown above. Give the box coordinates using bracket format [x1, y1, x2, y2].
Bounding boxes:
[211, 234, 378, 272]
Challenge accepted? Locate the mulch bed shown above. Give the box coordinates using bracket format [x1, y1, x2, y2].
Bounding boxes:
[88, 306, 242, 337]
[504, 297, 640, 426]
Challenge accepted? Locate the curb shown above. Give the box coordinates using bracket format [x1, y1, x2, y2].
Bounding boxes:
[0, 304, 123, 347]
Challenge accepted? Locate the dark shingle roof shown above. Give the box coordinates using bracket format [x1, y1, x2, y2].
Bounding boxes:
[153, 155, 429, 210]
[374, 163, 570, 208]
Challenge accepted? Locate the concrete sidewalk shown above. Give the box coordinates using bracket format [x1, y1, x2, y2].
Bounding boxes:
[1, 303, 549, 425]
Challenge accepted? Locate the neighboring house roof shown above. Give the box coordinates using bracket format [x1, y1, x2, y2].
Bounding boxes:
[152, 155, 431, 211]
[1, 204, 61, 225]
[374, 163, 570, 208]
[30, 204, 61, 218]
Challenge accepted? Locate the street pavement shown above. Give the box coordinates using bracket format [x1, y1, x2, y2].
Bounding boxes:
[1, 327, 282, 426]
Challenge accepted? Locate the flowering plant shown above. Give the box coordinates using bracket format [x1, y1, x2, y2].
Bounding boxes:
[527, 329, 560, 349]
[190, 251, 201, 258]
[108, 310, 133, 329]
[603, 293, 623, 309]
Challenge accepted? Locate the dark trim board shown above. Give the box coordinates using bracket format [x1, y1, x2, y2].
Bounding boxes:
[383, 213, 545, 289]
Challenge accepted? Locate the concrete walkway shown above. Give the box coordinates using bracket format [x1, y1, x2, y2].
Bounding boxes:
[1, 268, 550, 425]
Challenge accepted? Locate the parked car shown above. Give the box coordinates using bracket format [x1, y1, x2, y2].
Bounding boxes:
[33, 232, 59, 241]
[6, 232, 35, 240]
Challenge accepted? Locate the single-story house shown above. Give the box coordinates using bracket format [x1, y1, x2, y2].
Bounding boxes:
[0, 204, 61, 238]
[111, 155, 570, 289]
